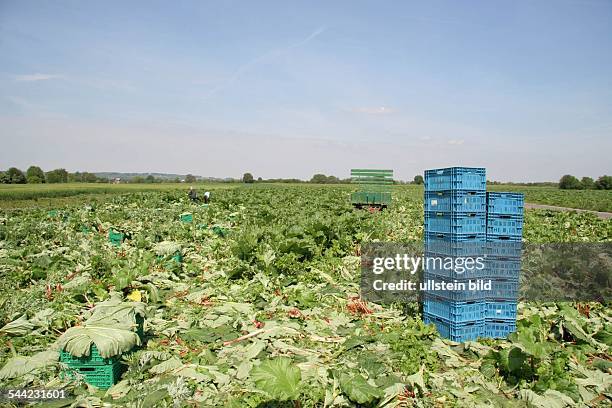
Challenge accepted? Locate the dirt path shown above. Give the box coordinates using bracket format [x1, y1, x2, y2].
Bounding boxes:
[525, 203, 612, 220]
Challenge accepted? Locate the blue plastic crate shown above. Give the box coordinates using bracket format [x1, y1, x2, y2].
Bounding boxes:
[425, 233, 486, 257]
[424, 191, 486, 213]
[484, 257, 521, 280]
[423, 252, 486, 280]
[423, 295, 486, 323]
[486, 192, 524, 216]
[422, 273, 486, 302]
[487, 215, 523, 237]
[486, 301, 517, 319]
[424, 167, 486, 192]
[484, 319, 516, 339]
[487, 279, 519, 301]
[424, 314, 485, 342]
[486, 234, 522, 244]
[485, 241, 522, 258]
[425, 212, 486, 235]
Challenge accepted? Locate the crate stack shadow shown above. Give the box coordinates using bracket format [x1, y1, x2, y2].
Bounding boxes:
[423, 167, 488, 341]
[423, 167, 524, 341]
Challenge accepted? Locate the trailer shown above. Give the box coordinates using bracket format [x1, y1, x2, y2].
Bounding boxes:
[350, 169, 393, 209]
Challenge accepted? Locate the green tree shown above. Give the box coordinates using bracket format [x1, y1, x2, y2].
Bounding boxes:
[185, 174, 196, 183]
[413, 175, 424, 185]
[145, 175, 156, 183]
[46, 168, 68, 183]
[559, 175, 581, 190]
[257, 177, 263, 182]
[82, 172, 98, 183]
[580, 177, 595, 190]
[7, 167, 26, 184]
[68, 172, 81, 182]
[242, 172, 254, 183]
[595, 175, 612, 190]
[326, 175, 340, 183]
[26, 166, 46, 183]
[310, 174, 328, 183]
[0, 171, 9, 184]
[131, 176, 145, 183]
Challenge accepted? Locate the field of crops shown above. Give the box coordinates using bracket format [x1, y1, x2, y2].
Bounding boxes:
[2, 183, 611, 213]
[0, 185, 610, 407]
[488, 186, 612, 213]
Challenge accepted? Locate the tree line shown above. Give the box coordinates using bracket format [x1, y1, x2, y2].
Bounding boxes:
[0, 166, 204, 184]
[559, 175, 611, 190]
[241, 173, 427, 184]
[0, 166, 107, 184]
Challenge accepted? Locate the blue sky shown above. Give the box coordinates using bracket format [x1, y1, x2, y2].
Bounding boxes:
[1, 0, 611, 181]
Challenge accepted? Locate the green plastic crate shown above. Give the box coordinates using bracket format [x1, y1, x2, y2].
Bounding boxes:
[156, 252, 182, 269]
[351, 191, 391, 206]
[350, 169, 393, 207]
[180, 213, 193, 223]
[211, 225, 227, 237]
[60, 344, 120, 366]
[60, 316, 143, 365]
[108, 229, 124, 246]
[63, 361, 124, 389]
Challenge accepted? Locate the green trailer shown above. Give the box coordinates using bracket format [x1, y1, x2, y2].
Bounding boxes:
[350, 169, 393, 208]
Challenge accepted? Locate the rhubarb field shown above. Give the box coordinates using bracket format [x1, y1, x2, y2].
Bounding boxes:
[0, 185, 610, 407]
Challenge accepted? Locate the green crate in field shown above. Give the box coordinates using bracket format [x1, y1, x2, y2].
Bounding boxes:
[350, 191, 392, 206]
[180, 213, 193, 223]
[63, 361, 124, 389]
[157, 252, 182, 267]
[108, 229, 124, 246]
[60, 344, 120, 366]
[211, 225, 228, 237]
[60, 316, 144, 366]
[350, 169, 393, 207]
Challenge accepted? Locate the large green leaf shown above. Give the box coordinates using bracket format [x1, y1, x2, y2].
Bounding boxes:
[85, 294, 146, 327]
[0, 350, 58, 379]
[339, 372, 383, 404]
[153, 241, 181, 256]
[57, 325, 140, 358]
[519, 389, 575, 407]
[0, 314, 35, 336]
[251, 357, 301, 401]
[508, 347, 528, 372]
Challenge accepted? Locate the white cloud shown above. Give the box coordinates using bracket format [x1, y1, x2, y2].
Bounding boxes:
[447, 139, 464, 145]
[351, 106, 397, 115]
[15, 73, 62, 82]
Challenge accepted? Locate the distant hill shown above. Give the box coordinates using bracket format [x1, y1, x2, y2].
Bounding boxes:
[94, 172, 232, 182]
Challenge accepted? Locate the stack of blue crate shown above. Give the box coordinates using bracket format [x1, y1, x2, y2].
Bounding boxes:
[423, 167, 487, 342]
[485, 192, 523, 338]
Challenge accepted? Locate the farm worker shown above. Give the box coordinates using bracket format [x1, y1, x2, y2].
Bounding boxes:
[188, 186, 198, 202]
[203, 191, 211, 204]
